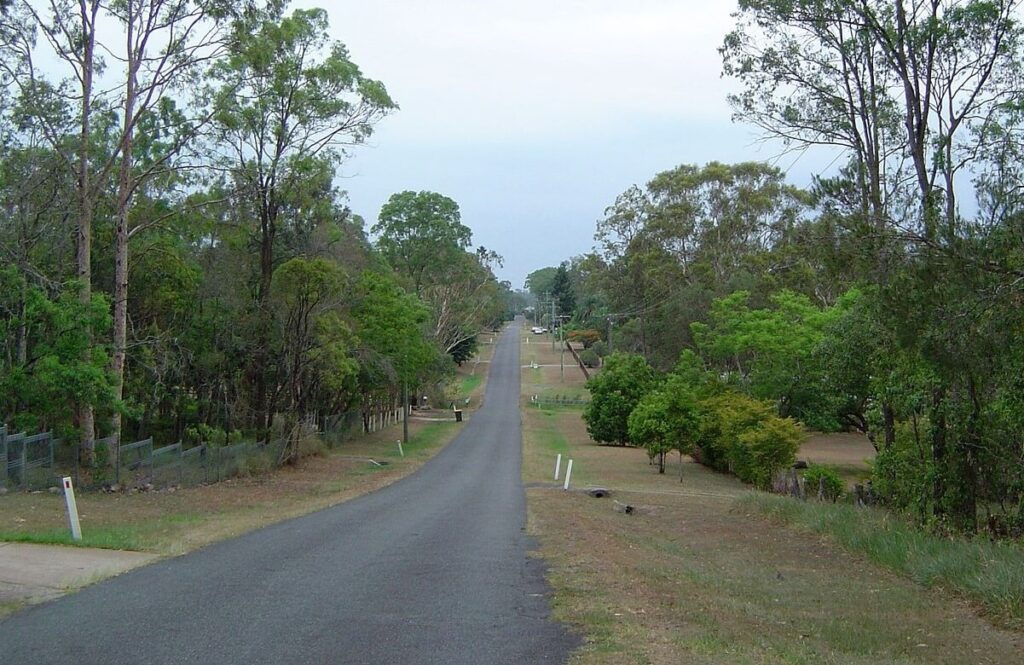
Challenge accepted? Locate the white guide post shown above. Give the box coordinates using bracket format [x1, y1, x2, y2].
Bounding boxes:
[62, 477, 82, 541]
[397, 440, 404, 457]
[554, 454, 562, 481]
[563, 460, 574, 491]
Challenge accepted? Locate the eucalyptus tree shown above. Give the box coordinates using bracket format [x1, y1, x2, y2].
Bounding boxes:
[0, 0, 239, 461]
[593, 162, 811, 366]
[524, 266, 557, 298]
[372, 191, 503, 357]
[722, 0, 905, 280]
[210, 4, 395, 434]
[423, 247, 504, 356]
[723, 0, 1024, 529]
[0, 0, 105, 458]
[103, 0, 238, 452]
[372, 190, 472, 295]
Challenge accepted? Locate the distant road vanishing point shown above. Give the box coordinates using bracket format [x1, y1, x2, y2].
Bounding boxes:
[0, 320, 579, 665]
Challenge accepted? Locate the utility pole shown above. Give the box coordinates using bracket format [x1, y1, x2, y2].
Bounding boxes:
[605, 312, 632, 355]
[401, 346, 409, 445]
[559, 321, 564, 382]
[551, 298, 556, 352]
[402, 382, 409, 444]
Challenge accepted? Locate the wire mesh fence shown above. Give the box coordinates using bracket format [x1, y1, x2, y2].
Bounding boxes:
[1, 427, 56, 491]
[2, 410, 364, 492]
[529, 395, 590, 408]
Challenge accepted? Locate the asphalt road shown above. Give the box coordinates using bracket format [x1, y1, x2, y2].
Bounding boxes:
[0, 322, 579, 664]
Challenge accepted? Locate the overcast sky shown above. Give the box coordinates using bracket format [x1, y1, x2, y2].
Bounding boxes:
[307, 1, 827, 288]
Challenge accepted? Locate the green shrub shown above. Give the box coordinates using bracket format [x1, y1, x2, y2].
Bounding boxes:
[733, 415, 804, 488]
[872, 421, 934, 522]
[803, 464, 844, 501]
[695, 392, 773, 472]
[694, 391, 803, 488]
[299, 433, 327, 457]
[583, 353, 659, 446]
[579, 348, 600, 368]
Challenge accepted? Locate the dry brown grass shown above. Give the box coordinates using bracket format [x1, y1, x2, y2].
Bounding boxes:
[0, 418, 461, 557]
[521, 337, 1024, 664]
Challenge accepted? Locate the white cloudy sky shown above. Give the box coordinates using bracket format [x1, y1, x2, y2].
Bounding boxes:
[306, 1, 826, 287]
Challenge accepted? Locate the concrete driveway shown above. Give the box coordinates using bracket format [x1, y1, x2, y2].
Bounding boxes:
[0, 542, 157, 605]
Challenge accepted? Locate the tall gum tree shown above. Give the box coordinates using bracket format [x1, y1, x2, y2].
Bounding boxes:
[723, 0, 1024, 529]
[1, 0, 105, 462]
[108, 0, 235, 461]
[210, 4, 395, 436]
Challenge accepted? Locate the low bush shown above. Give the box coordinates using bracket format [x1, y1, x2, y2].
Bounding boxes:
[236, 451, 275, 477]
[803, 464, 844, 501]
[872, 421, 934, 522]
[579, 348, 600, 368]
[567, 329, 602, 348]
[733, 415, 804, 488]
[694, 391, 803, 488]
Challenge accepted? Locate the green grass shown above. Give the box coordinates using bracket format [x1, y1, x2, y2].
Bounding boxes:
[388, 422, 458, 459]
[0, 511, 208, 551]
[741, 492, 1024, 628]
[535, 411, 571, 455]
[0, 600, 26, 620]
[457, 374, 482, 397]
[0, 526, 145, 551]
[536, 385, 590, 399]
[530, 410, 594, 486]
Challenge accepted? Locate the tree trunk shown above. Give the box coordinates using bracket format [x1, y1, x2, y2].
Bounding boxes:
[111, 18, 139, 468]
[882, 403, 895, 450]
[252, 200, 276, 441]
[75, 3, 99, 466]
[15, 292, 27, 367]
[931, 388, 947, 519]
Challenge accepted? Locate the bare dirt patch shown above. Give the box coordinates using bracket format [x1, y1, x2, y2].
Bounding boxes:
[801, 431, 875, 467]
[800, 431, 876, 485]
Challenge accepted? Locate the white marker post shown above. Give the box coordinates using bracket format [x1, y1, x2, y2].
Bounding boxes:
[397, 440, 404, 457]
[563, 459, 574, 491]
[62, 477, 82, 541]
[554, 454, 562, 481]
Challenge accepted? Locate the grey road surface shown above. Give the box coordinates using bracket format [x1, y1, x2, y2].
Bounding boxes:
[0, 322, 579, 664]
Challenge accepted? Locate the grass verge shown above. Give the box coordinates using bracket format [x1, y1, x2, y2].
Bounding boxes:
[0, 600, 25, 621]
[520, 334, 1024, 663]
[740, 492, 1024, 629]
[0, 421, 461, 556]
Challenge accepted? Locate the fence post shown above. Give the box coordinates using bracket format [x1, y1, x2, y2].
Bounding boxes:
[19, 440, 27, 490]
[48, 434, 54, 484]
[0, 425, 6, 491]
